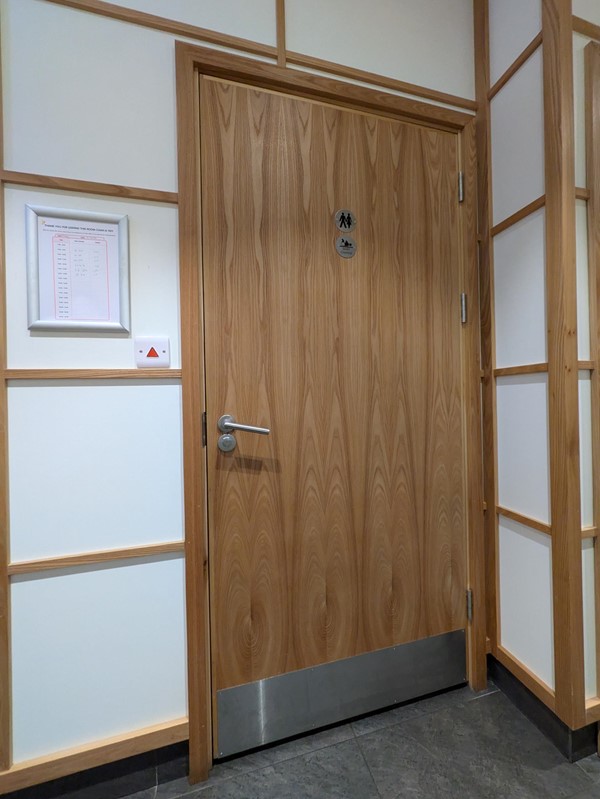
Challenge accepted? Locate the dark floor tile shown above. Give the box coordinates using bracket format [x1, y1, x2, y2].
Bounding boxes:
[186, 738, 379, 799]
[577, 754, 600, 783]
[358, 691, 592, 799]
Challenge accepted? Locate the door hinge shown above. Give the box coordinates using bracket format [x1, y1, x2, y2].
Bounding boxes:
[458, 171, 465, 203]
[201, 411, 207, 447]
[466, 588, 473, 624]
[460, 292, 467, 324]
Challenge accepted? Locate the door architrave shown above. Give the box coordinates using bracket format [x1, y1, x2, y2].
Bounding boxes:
[174, 40, 485, 783]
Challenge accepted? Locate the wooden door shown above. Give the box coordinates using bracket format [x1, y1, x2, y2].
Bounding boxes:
[200, 75, 466, 751]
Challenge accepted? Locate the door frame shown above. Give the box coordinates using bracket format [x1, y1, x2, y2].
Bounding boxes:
[174, 41, 485, 783]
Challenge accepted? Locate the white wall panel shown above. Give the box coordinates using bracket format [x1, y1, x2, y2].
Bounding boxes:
[494, 208, 546, 368]
[574, 35, 589, 190]
[582, 540, 597, 700]
[286, 0, 475, 101]
[11, 555, 187, 762]
[574, 0, 600, 26]
[489, 0, 542, 86]
[499, 517, 554, 688]
[5, 187, 180, 369]
[108, 0, 276, 45]
[497, 374, 550, 523]
[8, 382, 183, 561]
[577, 199, 591, 361]
[579, 372, 594, 530]
[2, 0, 178, 191]
[490, 49, 545, 225]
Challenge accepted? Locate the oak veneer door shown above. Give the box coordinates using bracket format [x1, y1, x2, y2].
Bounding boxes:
[200, 76, 467, 757]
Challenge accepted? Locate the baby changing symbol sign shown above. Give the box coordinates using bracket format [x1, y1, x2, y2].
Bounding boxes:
[335, 209, 356, 232]
[335, 235, 357, 259]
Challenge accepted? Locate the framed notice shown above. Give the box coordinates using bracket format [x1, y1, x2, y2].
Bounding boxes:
[25, 205, 130, 332]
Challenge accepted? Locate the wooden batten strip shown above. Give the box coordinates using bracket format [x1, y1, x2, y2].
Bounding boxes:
[4, 369, 182, 381]
[491, 195, 546, 238]
[493, 363, 548, 377]
[7, 541, 185, 576]
[584, 41, 600, 701]
[1, 170, 178, 205]
[574, 16, 600, 43]
[286, 51, 478, 112]
[276, 0, 286, 68]
[495, 644, 556, 710]
[474, 0, 499, 655]
[578, 360, 595, 371]
[488, 32, 543, 101]
[585, 698, 600, 723]
[582, 527, 598, 540]
[496, 506, 552, 536]
[0, 719, 188, 794]
[543, 0, 585, 729]
[576, 186, 591, 201]
[45, 0, 277, 59]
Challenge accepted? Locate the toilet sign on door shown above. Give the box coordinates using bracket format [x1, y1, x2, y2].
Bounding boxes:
[335, 209, 356, 232]
[335, 235, 357, 259]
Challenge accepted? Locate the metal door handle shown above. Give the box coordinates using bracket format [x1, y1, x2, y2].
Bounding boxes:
[218, 415, 270, 435]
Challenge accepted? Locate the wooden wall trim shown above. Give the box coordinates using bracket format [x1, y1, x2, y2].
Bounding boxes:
[491, 196, 546, 237]
[7, 542, 185, 576]
[460, 118, 487, 691]
[474, 0, 499, 669]
[45, 0, 277, 59]
[584, 40, 600, 701]
[276, 0, 286, 68]
[178, 44, 473, 133]
[4, 369, 182, 381]
[285, 51, 478, 112]
[496, 506, 552, 536]
[495, 645, 557, 710]
[175, 44, 210, 784]
[0, 718, 188, 795]
[576, 187, 591, 201]
[574, 16, 600, 43]
[493, 363, 548, 376]
[543, 0, 585, 729]
[1, 170, 178, 205]
[488, 32, 543, 101]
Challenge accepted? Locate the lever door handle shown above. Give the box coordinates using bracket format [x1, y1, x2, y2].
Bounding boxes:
[217, 414, 270, 435]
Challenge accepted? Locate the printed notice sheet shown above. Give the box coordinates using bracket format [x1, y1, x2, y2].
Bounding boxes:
[36, 214, 121, 325]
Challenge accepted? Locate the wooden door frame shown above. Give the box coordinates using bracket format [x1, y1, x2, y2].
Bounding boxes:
[175, 41, 485, 783]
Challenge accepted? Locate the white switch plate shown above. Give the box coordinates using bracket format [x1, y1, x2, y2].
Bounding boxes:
[134, 336, 170, 368]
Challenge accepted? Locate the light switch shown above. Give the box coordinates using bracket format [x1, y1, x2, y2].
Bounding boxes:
[134, 336, 170, 368]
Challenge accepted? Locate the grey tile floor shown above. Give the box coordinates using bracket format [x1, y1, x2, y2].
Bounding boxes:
[124, 683, 600, 799]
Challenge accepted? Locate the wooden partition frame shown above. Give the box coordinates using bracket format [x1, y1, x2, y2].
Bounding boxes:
[175, 40, 486, 782]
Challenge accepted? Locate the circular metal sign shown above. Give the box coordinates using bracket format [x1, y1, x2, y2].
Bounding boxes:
[335, 235, 357, 259]
[334, 209, 356, 232]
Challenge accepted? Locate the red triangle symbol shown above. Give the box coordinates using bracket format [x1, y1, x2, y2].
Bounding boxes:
[146, 347, 159, 358]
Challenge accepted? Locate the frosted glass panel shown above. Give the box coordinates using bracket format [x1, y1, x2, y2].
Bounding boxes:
[580, 372, 594, 529]
[8, 382, 184, 561]
[574, 0, 600, 26]
[2, 0, 178, 190]
[573, 34, 589, 190]
[108, 0, 276, 44]
[583, 540, 597, 700]
[286, 0, 475, 100]
[491, 49, 545, 225]
[494, 208, 546, 368]
[577, 200, 591, 362]
[11, 555, 187, 761]
[489, 0, 542, 85]
[499, 517, 554, 688]
[5, 187, 180, 369]
[497, 374, 550, 523]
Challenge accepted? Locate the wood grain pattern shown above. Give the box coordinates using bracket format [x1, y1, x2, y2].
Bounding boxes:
[200, 77, 466, 695]
[276, 0, 286, 68]
[7, 542, 184, 576]
[460, 118, 487, 690]
[474, 0, 499, 664]
[4, 369, 181, 381]
[584, 41, 600, 701]
[582, 527, 598, 540]
[493, 363, 548, 377]
[490, 196, 546, 238]
[576, 187, 591, 201]
[574, 16, 600, 43]
[45, 0, 277, 59]
[0, 719, 188, 794]
[488, 33, 543, 101]
[496, 506, 552, 536]
[180, 44, 472, 133]
[285, 51, 478, 112]
[0, 170, 178, 204]
[175, 44, 210, 783]
[543, 0, 585, 729]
